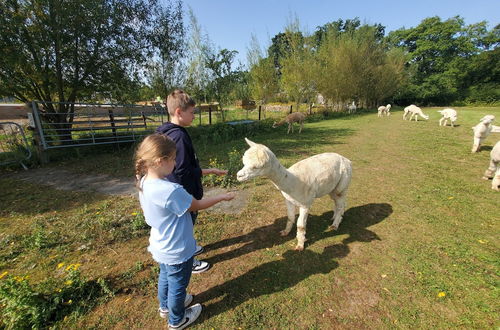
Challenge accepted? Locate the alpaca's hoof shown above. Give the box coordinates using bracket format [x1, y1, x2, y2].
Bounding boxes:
[280, 230, 290, 236]
[482, 176, 491, 180]
[294, 245, 304, 251]
[329, 224, 338, 231]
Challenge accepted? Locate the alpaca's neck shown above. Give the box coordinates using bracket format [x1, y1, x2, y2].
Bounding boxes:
[266, 158, 302, 196]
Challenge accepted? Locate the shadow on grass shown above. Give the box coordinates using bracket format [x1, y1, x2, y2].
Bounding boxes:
[197, 203, 392, 321]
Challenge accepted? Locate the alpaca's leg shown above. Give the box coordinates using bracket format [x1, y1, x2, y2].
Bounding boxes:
[409, 112, 414, 121]
[492, 168, 500, 191]
[439, 117, 444, 126]
[299, 121, 303, 133]
[295, 207, 309, 251]
[472, 136, 481, 153]
[280, 200, 295, 236]
[483, 159, 497, 179]
[287, 123, 291, 134]
[329, 179, 349, 230]
[451, 120, 454, 127]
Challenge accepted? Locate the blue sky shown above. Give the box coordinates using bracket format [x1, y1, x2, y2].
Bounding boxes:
[183, 0, 499, 67]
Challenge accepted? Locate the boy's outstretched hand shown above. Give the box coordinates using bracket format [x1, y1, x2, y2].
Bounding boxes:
[204, 168, 228, 176]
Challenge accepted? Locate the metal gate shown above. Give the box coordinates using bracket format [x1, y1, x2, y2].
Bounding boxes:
[0, 122, 32, 169]
[31, 101, 169, 150]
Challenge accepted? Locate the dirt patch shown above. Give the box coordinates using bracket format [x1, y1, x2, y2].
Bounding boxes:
[203, 187, 250, 214]
[7, 168, 137, 196]
[6, 168, 250, 213]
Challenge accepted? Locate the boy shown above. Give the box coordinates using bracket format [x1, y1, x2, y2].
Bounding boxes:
[156, 89, 227, 273]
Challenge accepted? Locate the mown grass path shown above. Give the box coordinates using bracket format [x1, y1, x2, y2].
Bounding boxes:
[1, 107, 498, 329]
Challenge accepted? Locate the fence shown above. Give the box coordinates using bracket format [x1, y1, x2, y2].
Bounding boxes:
[0, 122, 32, 169]
[31, 101, 169, 151]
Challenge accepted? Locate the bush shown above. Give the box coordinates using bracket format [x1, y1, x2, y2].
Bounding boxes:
[202, 148, 242, 188]
[0, 264, 114, 329]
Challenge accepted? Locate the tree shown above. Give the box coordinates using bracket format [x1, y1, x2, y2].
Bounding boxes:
[247, 34, 279, 104]
[148, 0, 186, 99]
[387, 16, 499, 105]
[280, 19, 317, 111]
[205, 48, 240, 121]
[185, 7, 211, 103]
[0, 0, 184, 142]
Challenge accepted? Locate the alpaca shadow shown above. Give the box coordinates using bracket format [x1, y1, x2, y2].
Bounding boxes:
[204, 203, 392, 265]
[197, 203, 392, 321]
[479, 145, 493, 152]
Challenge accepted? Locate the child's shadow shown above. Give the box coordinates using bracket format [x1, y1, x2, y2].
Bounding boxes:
[203, 203, 393, 265]
[197, 203, 393, 321]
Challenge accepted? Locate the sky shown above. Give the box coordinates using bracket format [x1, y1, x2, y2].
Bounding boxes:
[183, 0, 499, 67]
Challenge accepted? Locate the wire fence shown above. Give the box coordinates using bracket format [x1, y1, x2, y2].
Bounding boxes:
[0, 122, 32, 169]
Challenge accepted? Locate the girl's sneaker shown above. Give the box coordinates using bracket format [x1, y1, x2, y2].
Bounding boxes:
[192, 258, 210, 274]
[194, 245, 204, 256]
[159, 294, 194, 319]
[168, 304, 202, 330]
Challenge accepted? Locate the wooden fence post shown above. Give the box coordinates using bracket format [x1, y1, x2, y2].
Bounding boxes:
[309, 103, 312, 115]
[258, 105, 261, 120]
[289, 105, 293, 114]
[199, 107, 202, 125]
[108, 109, 117, 139]
[209, 106, 212, 125]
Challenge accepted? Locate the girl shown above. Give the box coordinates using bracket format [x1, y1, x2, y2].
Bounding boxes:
[135, 134, 234, 329]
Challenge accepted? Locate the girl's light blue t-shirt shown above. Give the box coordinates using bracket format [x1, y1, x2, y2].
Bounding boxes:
[139, 178, 196, 265]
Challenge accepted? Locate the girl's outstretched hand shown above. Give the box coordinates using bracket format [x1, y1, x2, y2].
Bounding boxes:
[204, 168, 228, 176]
[221, 192, 236, 201]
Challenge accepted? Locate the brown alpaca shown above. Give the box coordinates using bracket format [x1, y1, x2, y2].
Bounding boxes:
[272, 112, 306, 134]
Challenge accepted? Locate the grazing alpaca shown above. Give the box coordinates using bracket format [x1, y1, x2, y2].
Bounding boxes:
[403, 104, 429, 121]
[472, 115, 496, 153]
[272, 112, 306, 134]
[236, 138, 352, 250]
[438, 108, 458, 127]
[483, 141, 500, 191]
[347, 101, 357, 114]
[377, 104, 391, 117]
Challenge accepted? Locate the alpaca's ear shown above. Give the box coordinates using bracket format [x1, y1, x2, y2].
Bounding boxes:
[245, 138, 257, 147]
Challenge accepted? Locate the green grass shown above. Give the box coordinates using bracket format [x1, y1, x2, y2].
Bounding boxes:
[0, 106, 498, 329]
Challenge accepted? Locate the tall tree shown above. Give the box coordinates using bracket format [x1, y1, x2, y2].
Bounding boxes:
[0, 0, 184, 141]
[387, 16, 499, 105]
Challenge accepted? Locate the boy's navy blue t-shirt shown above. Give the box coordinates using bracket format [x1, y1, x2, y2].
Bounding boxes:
[156, 122, 203, 200]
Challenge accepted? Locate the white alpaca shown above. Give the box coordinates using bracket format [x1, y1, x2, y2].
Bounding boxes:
[471, 115, 495, 153]
[403, 104, 429, 121]
[347, 101, 357, 114]
[236, 138, 352, 250]
[483, 141, 500, 191]
[272, 112, 306, 134]
[438, 108, 458, 127]
[377, 104, 391, 117]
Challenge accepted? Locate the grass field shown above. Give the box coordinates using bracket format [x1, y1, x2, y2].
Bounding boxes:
[0, 106, 498, 329]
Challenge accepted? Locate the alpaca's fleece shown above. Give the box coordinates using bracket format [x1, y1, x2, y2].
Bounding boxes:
[237, 138, 352, 250]
[438, 108, 458, 127]
[483, 140, 500, 191]
[472, 115, 495, 152]
[403, 104, 429, 121]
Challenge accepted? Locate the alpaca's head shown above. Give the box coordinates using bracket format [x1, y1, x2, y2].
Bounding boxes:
[480, 115, 495, 125]
[237, 138, 275, 181]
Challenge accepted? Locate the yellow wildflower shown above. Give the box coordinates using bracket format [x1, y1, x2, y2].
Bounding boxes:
[57, 262, 65, 269]
[0, 271, 8, 279]
[437, 292, 446, 298]
[95, 211, 101, 215]
[131, 212, 138, 216]
[478, 239, 487, 244]
[65, 280, 73, 286]
[448, 197, 454, 200]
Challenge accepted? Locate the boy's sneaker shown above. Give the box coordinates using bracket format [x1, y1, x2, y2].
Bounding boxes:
[159, 294, 194, 319]
[168, 303, 202, 330]
[194, 245, 204, 256]
[192, 258, 210, 274]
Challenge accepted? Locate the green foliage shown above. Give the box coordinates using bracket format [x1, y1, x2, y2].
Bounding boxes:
[387, 16, 499, 105]
[202, 149, 242, 188]
[0, 265, 114, 329]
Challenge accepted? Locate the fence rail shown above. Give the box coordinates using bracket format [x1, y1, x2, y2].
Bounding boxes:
[31, 101, 169, 151]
